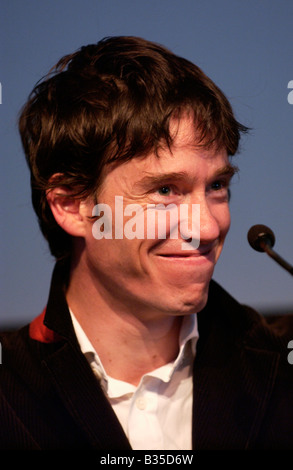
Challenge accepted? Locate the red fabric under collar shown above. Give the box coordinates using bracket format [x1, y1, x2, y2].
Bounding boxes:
[29, 308, 61, 343]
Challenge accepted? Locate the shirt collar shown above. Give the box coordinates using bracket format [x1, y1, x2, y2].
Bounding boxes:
[69, 309, 199, 395]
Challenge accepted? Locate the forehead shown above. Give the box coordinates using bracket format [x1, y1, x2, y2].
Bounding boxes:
[168, 113, 200, 148]
[100, 114, 229, 193]
[135, 115, 229, 173]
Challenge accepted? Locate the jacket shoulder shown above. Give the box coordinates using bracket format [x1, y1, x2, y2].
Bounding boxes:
[0, 323, 94, 449]
[205, 280, 293, 351]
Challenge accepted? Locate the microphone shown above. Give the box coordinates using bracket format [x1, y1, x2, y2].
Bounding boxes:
[247, 224, 293, 276]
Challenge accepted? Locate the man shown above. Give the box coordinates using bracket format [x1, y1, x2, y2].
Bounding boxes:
[1, 36, 292, 450]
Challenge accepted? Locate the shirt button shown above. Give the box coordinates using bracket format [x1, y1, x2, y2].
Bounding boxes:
[136, 397, 147, 410]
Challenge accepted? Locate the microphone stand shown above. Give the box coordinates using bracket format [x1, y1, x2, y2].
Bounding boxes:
[259, 239, 293, 276]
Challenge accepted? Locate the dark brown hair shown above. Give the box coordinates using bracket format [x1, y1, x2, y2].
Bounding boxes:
[19, 35, 248, 259]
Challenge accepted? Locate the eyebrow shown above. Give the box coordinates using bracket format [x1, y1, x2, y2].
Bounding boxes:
[134, 172, 188, 190]
[134, 164, 239, 190]
[214, 164, 239, 178]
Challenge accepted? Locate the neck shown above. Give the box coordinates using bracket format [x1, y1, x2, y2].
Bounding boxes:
[66, 258, 183, 386]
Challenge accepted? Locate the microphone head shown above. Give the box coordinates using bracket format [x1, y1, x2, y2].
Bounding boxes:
[247, 224, 275, 252]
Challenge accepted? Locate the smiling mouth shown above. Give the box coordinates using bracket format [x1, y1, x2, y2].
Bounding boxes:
[155, 240, 219, 261]
[159, 253, 200, 257]
[157, 250, 214, 259]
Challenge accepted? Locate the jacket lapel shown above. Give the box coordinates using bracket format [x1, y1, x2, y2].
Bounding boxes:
[192, 281, 280, 450]
[43, 341, 132, 450]
[192, 338, 279, 449]
[39, 261, 131, 450]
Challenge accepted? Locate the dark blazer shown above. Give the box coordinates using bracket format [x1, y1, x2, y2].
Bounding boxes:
[1, 261, 293, 450]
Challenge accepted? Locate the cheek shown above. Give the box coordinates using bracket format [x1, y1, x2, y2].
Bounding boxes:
[216, 205, 231, 240]
[86, 233, 144, 278]
[223, 209, 231, 233]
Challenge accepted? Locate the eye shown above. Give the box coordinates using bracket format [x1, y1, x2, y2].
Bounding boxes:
[211, 180, 226, 191]
[158, 185, 172, 196]
[209, 178, 231, 201]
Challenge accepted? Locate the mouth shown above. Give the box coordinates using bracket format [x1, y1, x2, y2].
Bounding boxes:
[159, 253, 205, 257]
[156, 247, 216, 264]
[157, 246, 214, 257]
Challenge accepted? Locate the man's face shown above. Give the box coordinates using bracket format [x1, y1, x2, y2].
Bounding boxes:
[81, 115, 234, 320]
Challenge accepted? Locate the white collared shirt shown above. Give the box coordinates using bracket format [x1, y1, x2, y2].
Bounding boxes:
[70, 311, 198, 450]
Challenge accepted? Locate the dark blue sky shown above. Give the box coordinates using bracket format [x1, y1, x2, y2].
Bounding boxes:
[1, 0, 293, 326]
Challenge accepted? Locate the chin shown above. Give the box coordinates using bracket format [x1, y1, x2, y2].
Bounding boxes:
[167, 281, 210, 315]
[182, 295, 208, 314]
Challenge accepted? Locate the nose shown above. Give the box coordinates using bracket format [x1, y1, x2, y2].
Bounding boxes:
[199, 199, 222, 246]
[179, 198, 222, 248]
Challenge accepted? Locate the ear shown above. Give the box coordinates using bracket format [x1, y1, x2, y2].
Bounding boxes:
[46, 186, 87, 238]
